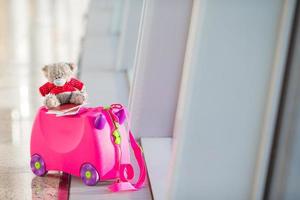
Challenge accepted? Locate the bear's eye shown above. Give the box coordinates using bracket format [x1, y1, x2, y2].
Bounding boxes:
[56, 74, 62, 79]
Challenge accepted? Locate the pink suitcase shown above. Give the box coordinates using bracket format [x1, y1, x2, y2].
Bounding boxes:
[30, 104, 146, 192]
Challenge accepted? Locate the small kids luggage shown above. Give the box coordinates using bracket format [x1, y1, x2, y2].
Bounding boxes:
[30, 104, 146, 192]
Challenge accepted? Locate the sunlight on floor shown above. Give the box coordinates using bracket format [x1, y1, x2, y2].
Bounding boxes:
[0, 0, 88, 199]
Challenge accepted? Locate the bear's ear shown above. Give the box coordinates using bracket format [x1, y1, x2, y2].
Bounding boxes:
[42, 65, 49, 77]
[67, 63, 77, 72]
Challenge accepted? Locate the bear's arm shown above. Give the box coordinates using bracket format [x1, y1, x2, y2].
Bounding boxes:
[39, 82, 53, 96]
[69, 78, 84, 91]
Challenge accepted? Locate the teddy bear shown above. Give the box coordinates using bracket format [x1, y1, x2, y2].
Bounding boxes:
[39, 62, 87, 109]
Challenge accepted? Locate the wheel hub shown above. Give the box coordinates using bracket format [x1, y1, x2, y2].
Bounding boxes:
[85, 170, 92, 179]
[34, 161, 41, 169]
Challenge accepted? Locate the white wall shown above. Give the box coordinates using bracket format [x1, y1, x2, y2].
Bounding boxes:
[168, 0, 295, 199]
[269, 5, 300, 199]
[129, 0, 193, 138]
[116, 0, 143, 74]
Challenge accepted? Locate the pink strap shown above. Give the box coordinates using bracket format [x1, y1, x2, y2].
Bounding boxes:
[108, 131, 146, 192]
[108, 105, 146, 192]
[128, 130, 147, 189]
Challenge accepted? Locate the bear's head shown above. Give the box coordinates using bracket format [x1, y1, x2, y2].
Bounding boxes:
[42, 62, 77, 86]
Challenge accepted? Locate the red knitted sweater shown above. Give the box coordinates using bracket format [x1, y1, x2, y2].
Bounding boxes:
[39, 78, 84, 96]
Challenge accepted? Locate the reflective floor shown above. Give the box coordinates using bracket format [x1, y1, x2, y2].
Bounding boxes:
[0, 0, 88, 199]
[0, 0, 152, 199]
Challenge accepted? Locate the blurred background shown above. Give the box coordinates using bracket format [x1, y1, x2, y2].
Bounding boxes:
[0, 0, 299, 199]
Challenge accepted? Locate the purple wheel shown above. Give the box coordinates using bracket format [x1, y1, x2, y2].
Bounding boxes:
[80, 163, 99, 186]
[30, 154, 47, 176]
